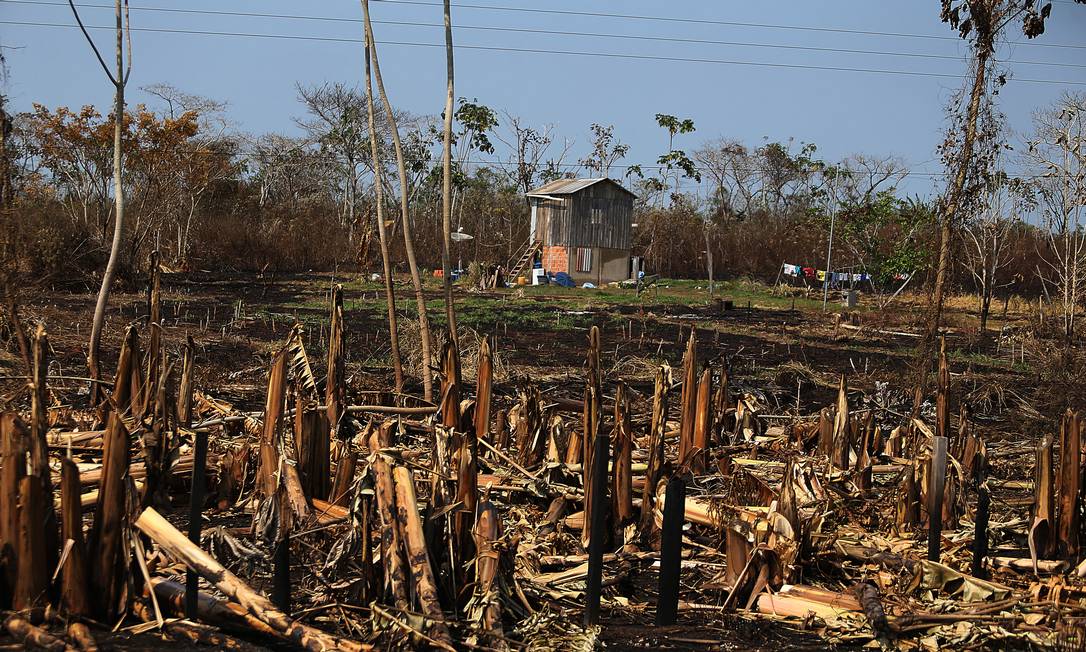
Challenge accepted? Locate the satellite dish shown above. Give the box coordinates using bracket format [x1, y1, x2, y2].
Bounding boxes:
[451, 231, 474, 242]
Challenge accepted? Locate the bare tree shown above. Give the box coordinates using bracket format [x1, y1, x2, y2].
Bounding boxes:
[144, 84, 236, 265]
[1026, 93, 1086, 345]
[695, 138, 761, 220]
[296, 83, 371, 242]
[67, 0, 131, 401]
[441, 0, 458, 344]
[247, 133, 334, 211]
[495, 113, 569, 194]
[962, 174, 1019, 333]
[919, 0, 1074, 396]
[362, 0, 433, 400]
[579, 123, 628, 178]
[362, 22, 404, 391]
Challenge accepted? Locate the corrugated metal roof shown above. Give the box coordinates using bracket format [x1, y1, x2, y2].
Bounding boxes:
[526, 177, 636, 198]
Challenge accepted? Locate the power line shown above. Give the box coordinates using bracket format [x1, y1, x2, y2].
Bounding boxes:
[22, 141, 1054, 180]
[5, 19, 1086, 86]
[6, 0, 1086, 70]
[370, 0, 1086, 52]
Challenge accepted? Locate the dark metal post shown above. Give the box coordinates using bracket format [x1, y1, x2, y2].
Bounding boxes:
[656, 475, 686, 626]
[184, 428, 209, 619]
[273, 535, 290, 615]
[971, 449, 989, 579]
[584, 433, 610, 627]
[927, 435, 948, 562]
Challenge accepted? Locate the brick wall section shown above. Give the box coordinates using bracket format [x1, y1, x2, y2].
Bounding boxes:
[541, 245, 568, 275]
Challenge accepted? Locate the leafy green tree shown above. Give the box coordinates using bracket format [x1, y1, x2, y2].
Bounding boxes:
[654, 114, 700, 197]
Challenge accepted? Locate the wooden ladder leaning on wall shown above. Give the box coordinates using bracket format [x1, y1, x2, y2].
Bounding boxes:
[507, 239, 542, 281]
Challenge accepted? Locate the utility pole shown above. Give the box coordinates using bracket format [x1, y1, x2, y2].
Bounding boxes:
[822, 174, 839, 312]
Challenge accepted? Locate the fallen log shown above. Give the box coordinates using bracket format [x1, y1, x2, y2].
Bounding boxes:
[991, 557, 1069, 574]
[75, 453, 217, 488]
[345, 405, 438, 415]
[853, 582, 890, 640]
[754, 585, 862, 620]
[133, 599, 244, 651]
[311, 498, 349, 524]
[134, 507, 370, 652]
[2, 614, 65, 651]
[150, 577, 282, 639]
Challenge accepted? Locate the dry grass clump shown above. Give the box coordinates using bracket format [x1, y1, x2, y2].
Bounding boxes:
[397, 319, 507, 384]
[609, 353, 664, 380]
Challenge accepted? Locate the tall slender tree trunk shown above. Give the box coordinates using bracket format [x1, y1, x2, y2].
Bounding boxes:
[88, 0, 126, 405]
[915, 45, 990, 410]
[704, 225, 714, 298]
[362, 26, 404, 392]
[362, 0, 433, 401]
[441, 0, 459, 348]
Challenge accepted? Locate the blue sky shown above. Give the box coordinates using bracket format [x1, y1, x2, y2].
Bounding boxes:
[3, 0, 1085, 197]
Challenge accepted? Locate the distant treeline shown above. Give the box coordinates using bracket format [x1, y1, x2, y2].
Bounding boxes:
[1, 86, 1078, 307]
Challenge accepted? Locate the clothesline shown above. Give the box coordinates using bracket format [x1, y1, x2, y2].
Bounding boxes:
[780, 262, 910, 284]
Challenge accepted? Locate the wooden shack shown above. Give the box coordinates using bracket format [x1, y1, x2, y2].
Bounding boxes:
[519, 177, 637, 285]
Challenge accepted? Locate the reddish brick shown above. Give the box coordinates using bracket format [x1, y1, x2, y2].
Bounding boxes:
[542, 246, 568, 275]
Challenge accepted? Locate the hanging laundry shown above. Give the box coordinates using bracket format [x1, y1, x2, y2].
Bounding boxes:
[816, 270, 826, 282]
[803, 267, 815, 279]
